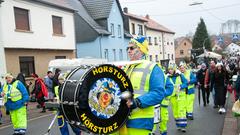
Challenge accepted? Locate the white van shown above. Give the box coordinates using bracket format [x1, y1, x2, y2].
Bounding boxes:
[48, 58, 108, 74]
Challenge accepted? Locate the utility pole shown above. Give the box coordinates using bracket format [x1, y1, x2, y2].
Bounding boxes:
[162, 32, 165, 60]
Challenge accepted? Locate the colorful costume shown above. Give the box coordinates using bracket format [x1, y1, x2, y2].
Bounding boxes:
[1, 79, 29, 135]
[159, 76, 174, 135]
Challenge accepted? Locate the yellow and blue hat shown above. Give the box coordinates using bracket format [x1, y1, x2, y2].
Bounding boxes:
[5, 73, 13, 79]
[129, 36, 149, 55]
[168, 64, 177, 71]
[179, 61, 188, 69]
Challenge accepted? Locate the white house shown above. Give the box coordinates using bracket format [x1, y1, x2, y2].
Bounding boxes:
[0, 0, 75, 78]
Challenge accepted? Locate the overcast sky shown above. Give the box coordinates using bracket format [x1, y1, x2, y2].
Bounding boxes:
[119, 0, 240, 37]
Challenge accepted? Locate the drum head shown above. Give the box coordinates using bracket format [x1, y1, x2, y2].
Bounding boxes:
[75, 64, 133, 134]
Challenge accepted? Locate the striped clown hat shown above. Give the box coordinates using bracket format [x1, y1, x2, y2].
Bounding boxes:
[129, 36, 149, 55]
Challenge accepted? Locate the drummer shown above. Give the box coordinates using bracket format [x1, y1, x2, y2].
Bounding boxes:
[121, 36, 166, 135]
[54, 74, 81, 135]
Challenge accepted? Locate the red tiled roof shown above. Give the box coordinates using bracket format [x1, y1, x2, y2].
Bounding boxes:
[124, 12, 148, 22]
[146, 18, 175, 34]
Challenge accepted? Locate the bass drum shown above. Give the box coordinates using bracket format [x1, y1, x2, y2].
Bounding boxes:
[60, 64, 133, 134]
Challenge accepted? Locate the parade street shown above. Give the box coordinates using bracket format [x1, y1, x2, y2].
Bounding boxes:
[0, 91, 232, 135]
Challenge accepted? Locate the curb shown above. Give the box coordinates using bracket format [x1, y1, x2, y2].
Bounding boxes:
[222, 92, 238, 135]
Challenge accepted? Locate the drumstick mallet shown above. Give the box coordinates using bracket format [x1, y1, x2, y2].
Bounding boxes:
[43, 113, 58, 135]
[120, 91, 132, 100]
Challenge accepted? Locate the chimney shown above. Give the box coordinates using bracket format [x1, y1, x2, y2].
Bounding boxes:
[123, 7, 128, 13]
[145, 14, 150, 19]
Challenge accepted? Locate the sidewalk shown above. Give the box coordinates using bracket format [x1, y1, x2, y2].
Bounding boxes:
[0, 102, 52, 127]
[222, 92, 239, 135]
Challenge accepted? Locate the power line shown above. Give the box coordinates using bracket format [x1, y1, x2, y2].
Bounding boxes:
[200, 5, 226, 22]
[149, 3, 240, 16]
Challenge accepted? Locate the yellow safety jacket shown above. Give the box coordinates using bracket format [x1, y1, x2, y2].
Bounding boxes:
[3, 80, 22, 103]
[170, 75, 182, 96]
[161, 75, 173, 107]
[54, 86, 59, 101]
[183, 70, 194, 90]
[125, 60, 156, 119]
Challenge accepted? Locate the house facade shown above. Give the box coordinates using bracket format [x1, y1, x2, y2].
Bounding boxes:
[0, 0, 75, 78]
[175, 37, 192, 64]
[123, 9, 175, 65]
[72, 0, 131, 62]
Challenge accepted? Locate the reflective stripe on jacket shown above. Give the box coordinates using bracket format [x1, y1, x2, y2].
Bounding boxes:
[183, 70, 194, 90]
[125, 60, 155, 119]
[3, 80, 22, 103]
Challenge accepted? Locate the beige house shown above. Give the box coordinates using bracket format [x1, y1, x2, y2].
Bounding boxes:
[0, 0, 76, 79]
[123, 7, 147, 37]
[175, 37, 192, 64]
[123, 8, 175, 65]
[145, 15, 175, 64]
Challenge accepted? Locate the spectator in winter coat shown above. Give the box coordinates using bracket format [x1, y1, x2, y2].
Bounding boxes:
[31, 73, 48, 113]
[52, 68, 61, 96]
[205, 60, 217, 108]
[212, 63, 228, 114]
[235, 69, 240, 100]
[197, 63, 209, 106]
[44, 71, 54, 102]
[16, 73, 30, 96]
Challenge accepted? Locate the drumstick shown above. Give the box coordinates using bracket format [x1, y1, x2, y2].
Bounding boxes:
[43, 113, 58, 135]
[120, 91, 132, 100]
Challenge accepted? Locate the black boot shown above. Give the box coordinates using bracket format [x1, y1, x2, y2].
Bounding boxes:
[41, 106, 46, 113]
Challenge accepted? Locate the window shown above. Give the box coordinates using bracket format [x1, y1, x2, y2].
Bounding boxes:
[155, 55, 158, 62]
[168, 54, 170, 59]
[154, 37, 158, 45]
[119, 49, 123, 60]
[171, 54, 174, 60]
[171, 42, 173, 45]
[118, 25, 121, 38]
[131, 23, 135, 35]
[167, 42, 169, 45]
[149, 55, 152, 61]
[52, 15, 63, 35]
[113, 49, 116, 61]
[148, 37, 152, 45]
[138, 24, 143, 35]
[14, 7, 30, 31]
[180, 50, 184, 55]
[104, 49, 109, 60]
[19, 56, 35, 77]
[159, 37, 161, 42]
[184, 42, 187, 46]
[110, 23, 115, 37]
[55, 56, 66, 59]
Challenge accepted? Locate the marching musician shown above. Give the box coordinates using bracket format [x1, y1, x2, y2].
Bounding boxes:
[119, 36, 166, 135]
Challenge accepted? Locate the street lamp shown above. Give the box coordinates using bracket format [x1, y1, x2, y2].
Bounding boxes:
[202, 37, 209, 50]
[189, 2, 203, 6]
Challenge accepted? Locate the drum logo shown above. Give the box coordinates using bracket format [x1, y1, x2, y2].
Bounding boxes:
[88, 78, 121, 119]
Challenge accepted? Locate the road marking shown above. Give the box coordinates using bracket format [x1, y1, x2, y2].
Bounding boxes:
[0, 113, 54, 130]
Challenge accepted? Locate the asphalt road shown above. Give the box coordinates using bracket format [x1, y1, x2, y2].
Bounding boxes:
[0, 91, 226, 135]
